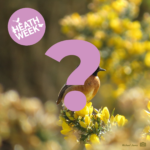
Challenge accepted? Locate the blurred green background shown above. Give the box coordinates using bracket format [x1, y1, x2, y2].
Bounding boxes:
[0, 0, 150, 150]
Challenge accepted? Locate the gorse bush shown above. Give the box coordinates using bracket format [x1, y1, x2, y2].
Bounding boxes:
[60, 0, 150, 108]
[0, 89, 64, 150]
[59, 102, 128, 149]
[59, 0, 150, 149]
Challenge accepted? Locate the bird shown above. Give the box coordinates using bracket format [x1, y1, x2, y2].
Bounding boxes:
[56, 66, 106, 105]
[13, 18, 20, 23]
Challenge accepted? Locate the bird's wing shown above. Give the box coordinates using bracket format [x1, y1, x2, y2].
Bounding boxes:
[57, 85, 72, 104]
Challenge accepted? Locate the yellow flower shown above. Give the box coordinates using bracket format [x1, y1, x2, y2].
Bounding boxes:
[87, 13, 103, 27]
[132, 42, 145, 54]
[114, 84, 125, 97]
[145, 52, 150, 67]
[110, 18, 122, 33]
[147, 101, 150, 111]
[145, 41, 150, 51]
[85, 144, 92, 150]
[90, 39, 102, 48]
[85, 115, 91, 125]
[112, 0, 128, 13]
[103, 107, 110, 119]
[146, 135, 150, 141]
[90, 134, 100, 144]
[76, 102, 93, 117]
[71, 13, 80, 20]
[107, 11, 117, 20]
[130, 21, 141, 30]
[94, 31, 106, 40]
[87, 102, 93, 114]
[60, 121, 72, 135]
[100, 107, 110, 124]
[143, 126, 150, 133]
[115, 114, 128, 126]
[96, 112, 100, 119]
[79, 121, 87, 128]
[122, 18, 131, 29]
[127, 29, 142, 40]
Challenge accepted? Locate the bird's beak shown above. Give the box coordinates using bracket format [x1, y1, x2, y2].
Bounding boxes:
[99, 67, 106, 71]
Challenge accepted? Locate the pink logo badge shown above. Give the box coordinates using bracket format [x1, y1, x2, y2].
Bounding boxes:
[8, 8, 46, 46]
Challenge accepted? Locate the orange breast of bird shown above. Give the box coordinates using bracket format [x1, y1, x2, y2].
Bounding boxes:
[62, 75, 100, 102]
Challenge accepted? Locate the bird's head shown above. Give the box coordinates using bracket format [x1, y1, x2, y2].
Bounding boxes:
[92, 66, 106, 76]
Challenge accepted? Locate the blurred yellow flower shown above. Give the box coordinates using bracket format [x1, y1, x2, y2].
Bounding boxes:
[85, 144, 92, 150]
[129, 0, 142, 5]
[94, 31, 106, 39]
[130, 21, 141, 29]
[111, 0, 128, 13]
[110, 19, 122, 33]
[143, 126, 150, 133]
[90, 38, 102, 48]
[115, 114, 128, 126]
[122, 18, 131, 29]
[71, 13, 80, 20]
[144, 52, 150, 67]
[127, 29, 142, 40]
[132, 42, 145, 54]
[90, 134, 100, 144]
[143, 109, 150, 117]
[87, 13, 103, 27]
[145, 41, 150, 51]
[110, 115, 115, 124]
[146, 135, 150, 141]
[114, 84, 126, 97]
[147, 101, 150, 111]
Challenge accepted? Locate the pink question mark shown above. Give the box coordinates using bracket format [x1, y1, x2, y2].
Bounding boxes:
[45, 40, 100, 111]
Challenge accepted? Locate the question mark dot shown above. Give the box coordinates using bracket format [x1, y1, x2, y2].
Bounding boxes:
[64, 91, 86, 111]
